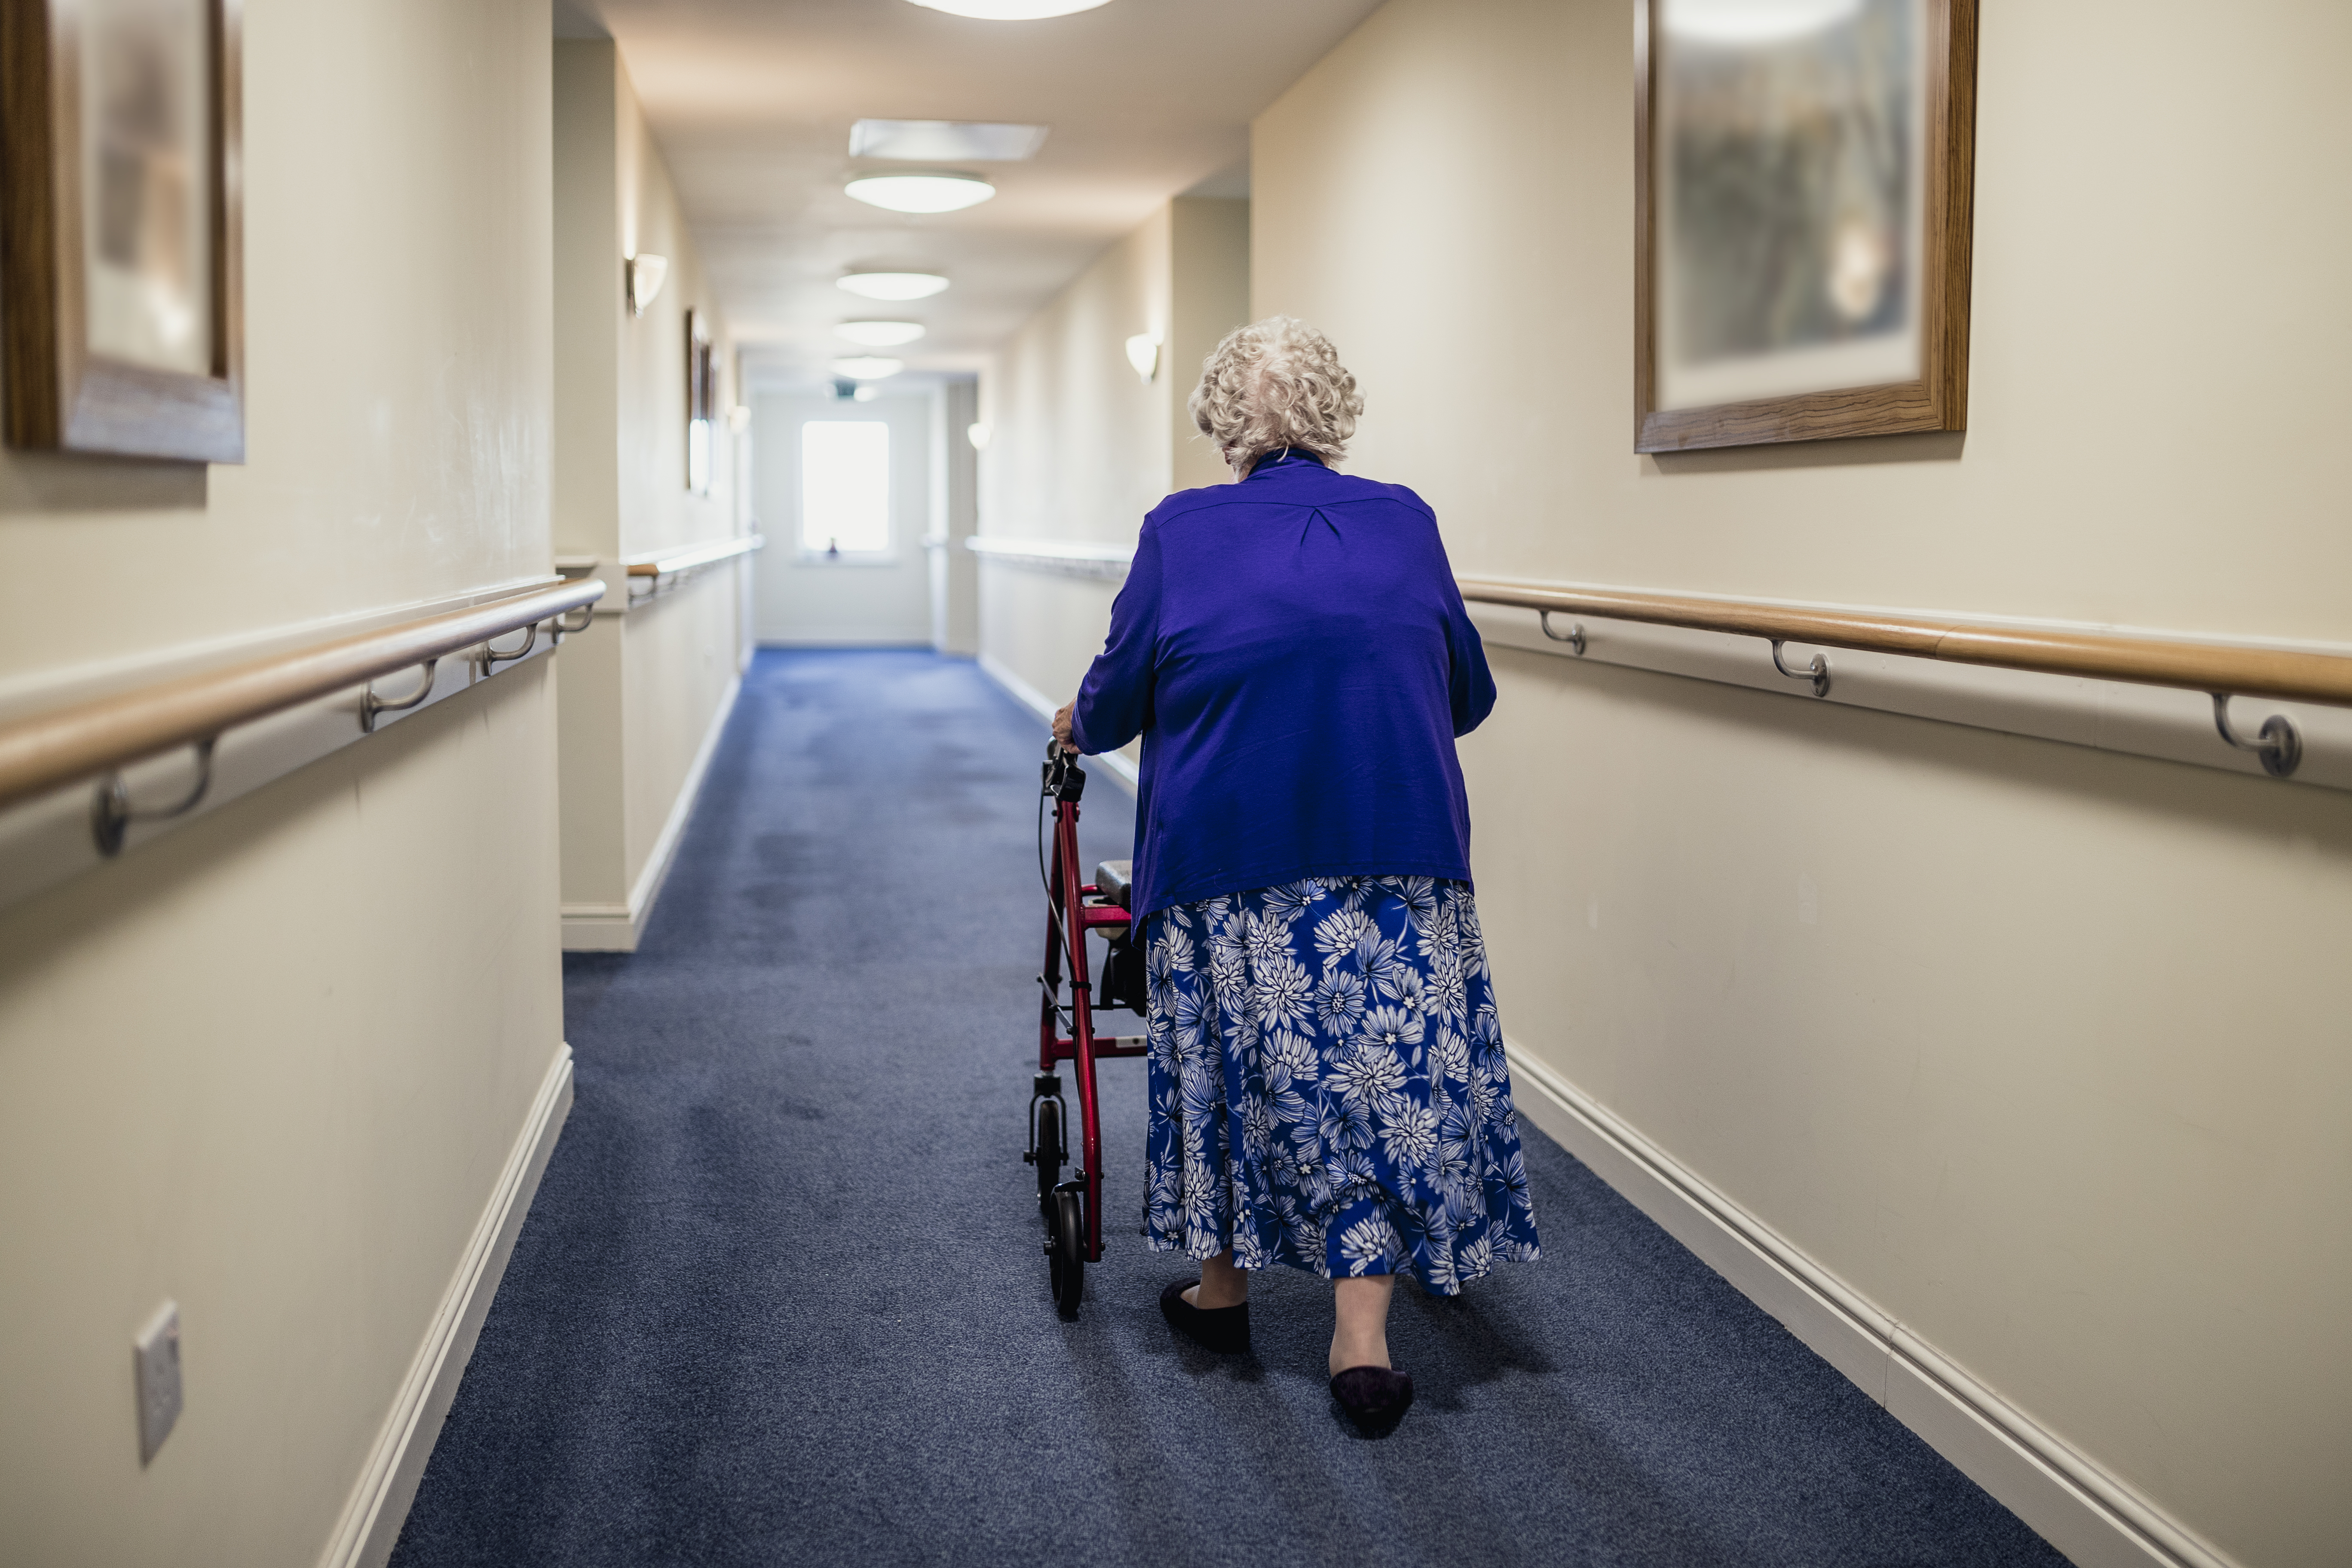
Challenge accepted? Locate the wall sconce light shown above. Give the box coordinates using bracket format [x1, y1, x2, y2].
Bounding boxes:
[967, 422, 992, 451]
[1124, 333, 1160, 383]
[627, 253, 669, 316]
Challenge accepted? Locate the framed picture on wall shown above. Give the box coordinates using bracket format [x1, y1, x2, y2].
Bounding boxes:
[685, 308, 714, 494]
[1635, 0, 1976, 452]
[0, 0, 243, 462]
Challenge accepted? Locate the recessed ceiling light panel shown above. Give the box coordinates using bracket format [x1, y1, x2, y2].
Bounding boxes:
[837, 320, 927, 347]
[850, 119, 1050, 162]
[906, 0, 1113, 18]
[838, 272, 949, 301]
[833, 356, 906, 380]
[844, 171, 996, 214]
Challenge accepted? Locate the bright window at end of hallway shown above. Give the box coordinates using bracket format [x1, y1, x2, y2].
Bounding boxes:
[801, 421, 891, 556]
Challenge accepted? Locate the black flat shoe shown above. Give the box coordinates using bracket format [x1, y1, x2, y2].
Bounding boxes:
[1329, 1365, 1414, 1434]
[1158, 1277, 1250, 1353]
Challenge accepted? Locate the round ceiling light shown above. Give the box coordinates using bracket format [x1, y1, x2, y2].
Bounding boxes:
[833, 356, 906, 380]
[844, 171, 996, 214]
[906, 0, 1114, 18]
[1660, 0, 1861, 44]
[837, 272, 949, 301]
[836, 320, 927, 347]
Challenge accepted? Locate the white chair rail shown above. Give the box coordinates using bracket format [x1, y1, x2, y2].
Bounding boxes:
[625, 534, 763, 603]
[555, 535, 763, 608]
[965, 535, 1135, 581]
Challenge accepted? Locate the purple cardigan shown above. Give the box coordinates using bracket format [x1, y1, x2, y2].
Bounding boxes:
[1069, 450, 1496, 920]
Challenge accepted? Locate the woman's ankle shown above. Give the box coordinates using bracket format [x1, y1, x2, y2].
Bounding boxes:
[1185, 1251, 1248, 1310]
[1328, 1330, 1390, 1376]
[1329, 1272, 1397, 1372]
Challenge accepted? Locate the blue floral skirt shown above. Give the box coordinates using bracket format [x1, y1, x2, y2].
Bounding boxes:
[1141, 875, 1540, 1294]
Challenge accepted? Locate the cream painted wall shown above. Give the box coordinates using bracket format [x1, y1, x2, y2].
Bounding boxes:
[975, 198, 1248, 732]
[1256, 0, 2352, 640]
[985, 206, 1172, 551]
[0, 2, 562, 1563]
[552, 41, 743, 565]
[930, 378, 981, 657]
[554, 42, 747, 942]
[0, 671, 564, 1568]
[557, 615, 628, 904]
[0, 13, 552, 682]
[611, 54, 741, 564]
[1168, 198, 1252, 493]
[1254, 3, 2352, 1565]
[620, 572, 741, 887]
[751, 390, 935, 646]
[552, 43, 620, 564]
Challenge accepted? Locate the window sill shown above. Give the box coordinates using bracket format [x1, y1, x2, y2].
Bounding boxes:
[793, 550, 904, 568]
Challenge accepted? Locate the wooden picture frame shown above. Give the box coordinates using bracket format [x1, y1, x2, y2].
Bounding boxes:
[1635, 0, 1975, 453]
[1, 0, 242, 462]
[685, 308, 713, 494]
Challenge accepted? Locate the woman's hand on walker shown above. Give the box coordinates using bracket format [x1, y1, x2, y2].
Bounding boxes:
[1052, 702, 1078, 756]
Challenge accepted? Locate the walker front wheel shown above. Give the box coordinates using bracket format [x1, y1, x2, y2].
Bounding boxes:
[1032, 1098, 1065, 1219]
[1047, 1184, 1085, 1318]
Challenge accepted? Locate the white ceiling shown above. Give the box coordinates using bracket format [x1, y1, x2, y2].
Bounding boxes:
[554, 0, 1383, 392]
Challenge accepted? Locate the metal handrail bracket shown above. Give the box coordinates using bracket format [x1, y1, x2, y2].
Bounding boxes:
[479, 622, 539, 671]
[2212, 693, 2301, 778]
[1538, 611, 1586, 656]
[92, 739, 215, 858]
[360, 659, 439, 733]
[1770, 639, 1831, 698]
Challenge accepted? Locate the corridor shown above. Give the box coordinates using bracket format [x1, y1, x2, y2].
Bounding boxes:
[4, 2, 2346, 1565]
[389, 652, 2056, 1568]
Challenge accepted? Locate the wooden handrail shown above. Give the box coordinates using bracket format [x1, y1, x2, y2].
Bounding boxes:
[0, 577, 606, 813]
[1455, 577, 2352, 709]
[624, 534, 763, 577]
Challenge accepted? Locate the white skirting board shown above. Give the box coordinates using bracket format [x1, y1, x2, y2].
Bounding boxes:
[316, 1042, 576, 1568]
[561, 671, 741, 951]
[1501, 1041, 2240, 1568]
[978, 651, 1139, 793]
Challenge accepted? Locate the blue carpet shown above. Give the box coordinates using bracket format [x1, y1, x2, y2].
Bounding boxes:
[391, 649, 2065, 1568]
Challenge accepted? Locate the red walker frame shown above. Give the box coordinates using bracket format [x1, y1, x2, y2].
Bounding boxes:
[1026, 741, 1146, 1315]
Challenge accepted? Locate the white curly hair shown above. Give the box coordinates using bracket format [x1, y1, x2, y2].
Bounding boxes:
[1188, 316, 1365, 474]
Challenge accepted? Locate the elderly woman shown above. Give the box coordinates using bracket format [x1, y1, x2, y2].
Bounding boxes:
[1051, 317, 1540, 1433]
